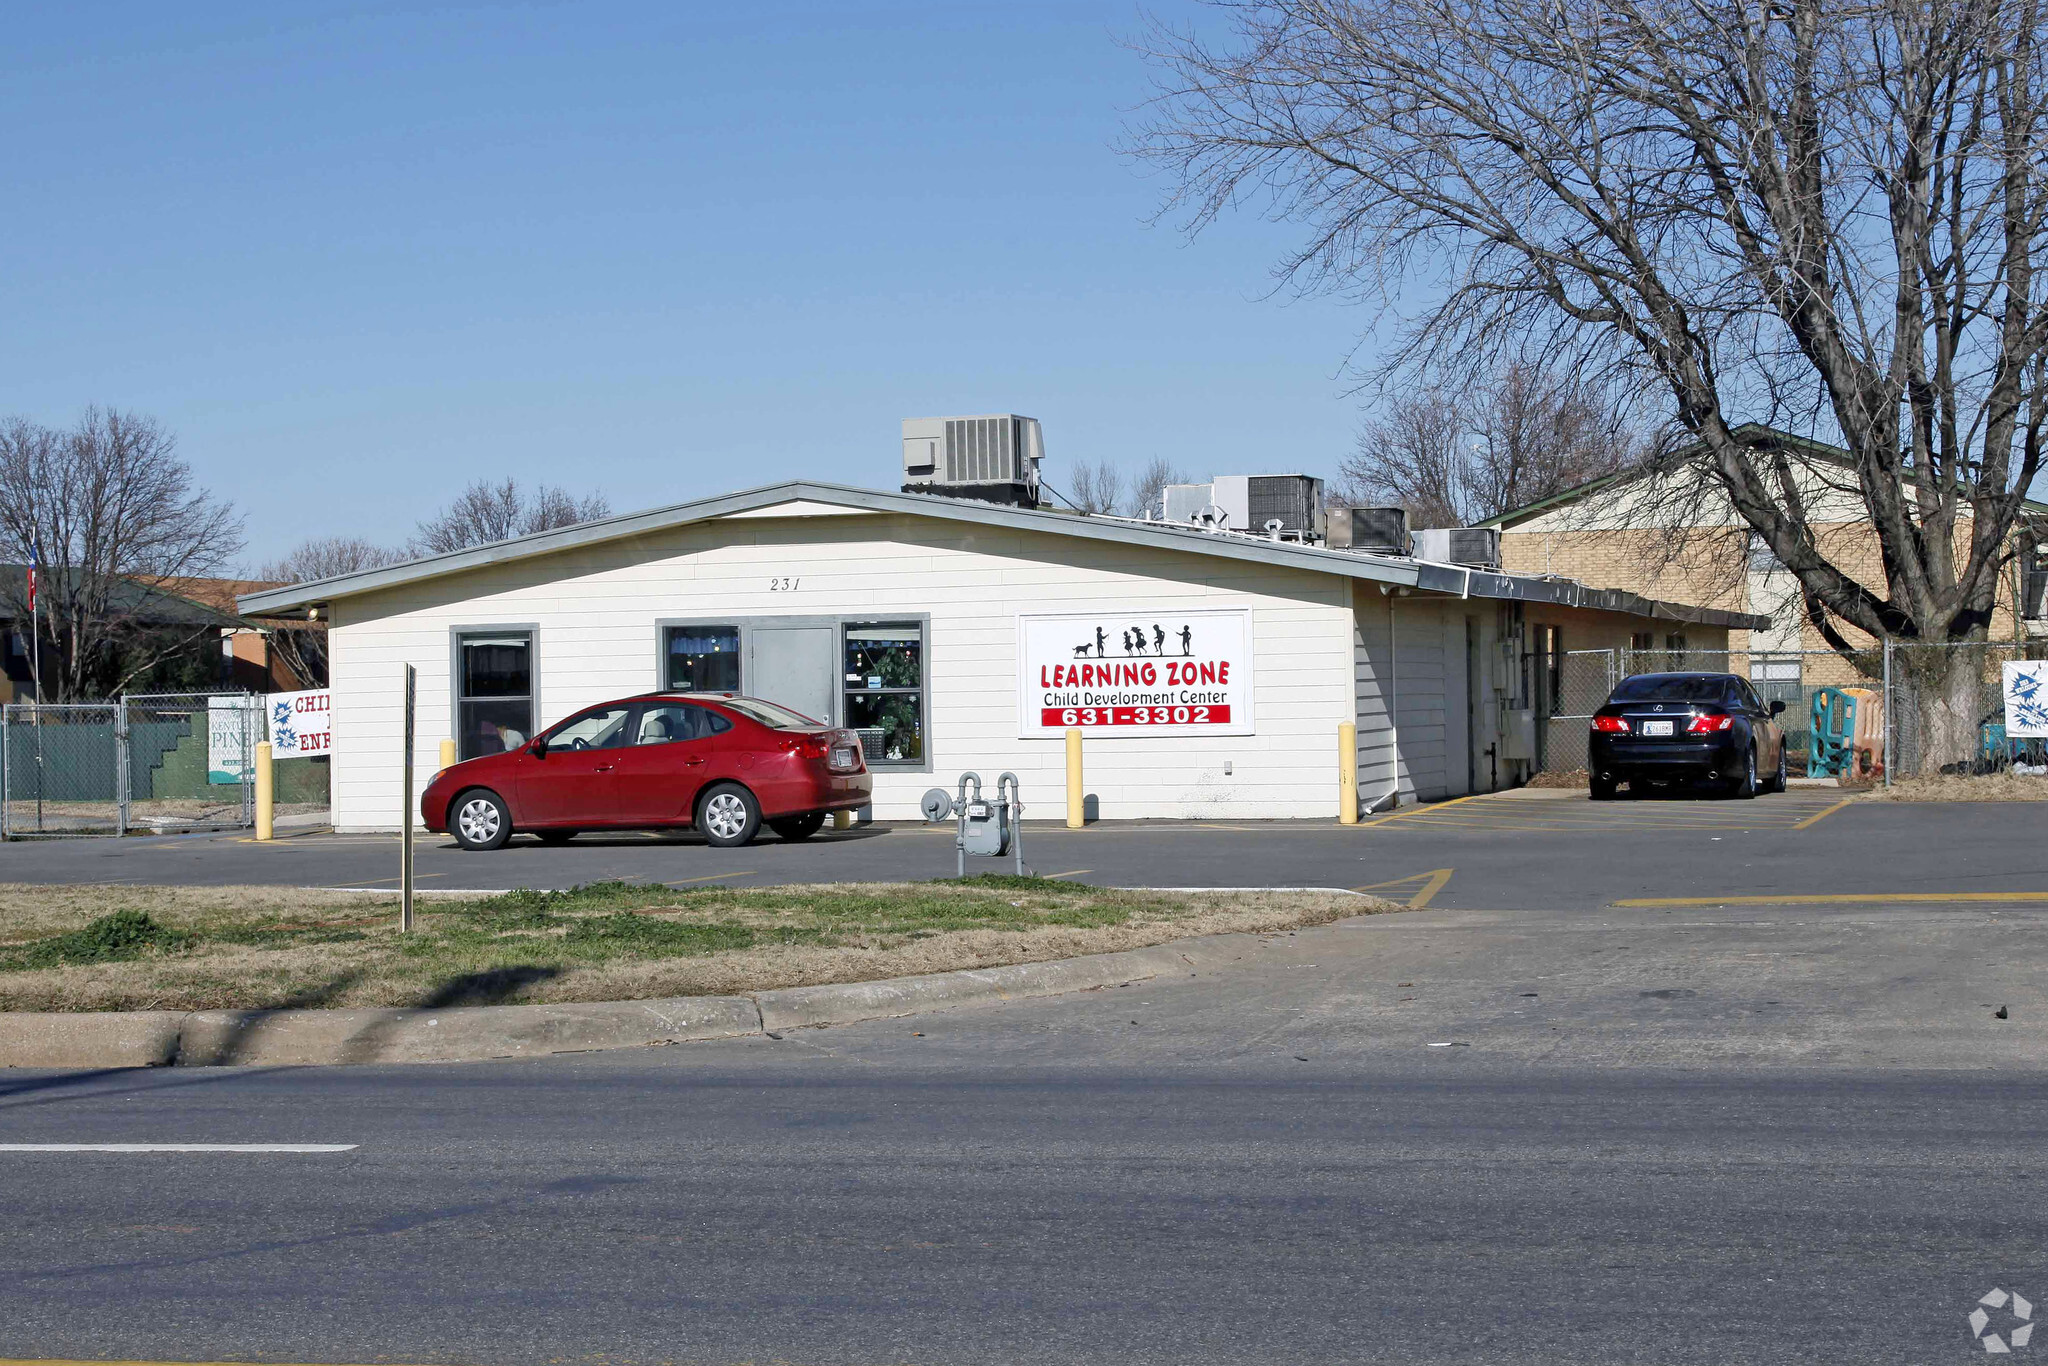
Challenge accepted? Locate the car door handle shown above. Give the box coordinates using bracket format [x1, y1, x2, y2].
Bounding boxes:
[594, 763, 615, 773]
[682, 756, 707, 767]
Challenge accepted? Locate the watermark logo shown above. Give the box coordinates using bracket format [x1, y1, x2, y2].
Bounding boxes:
[1971, 1288, 2034, 1354]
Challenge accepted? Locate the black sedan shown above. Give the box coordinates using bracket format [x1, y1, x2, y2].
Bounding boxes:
[1587, 672, 1789, 800]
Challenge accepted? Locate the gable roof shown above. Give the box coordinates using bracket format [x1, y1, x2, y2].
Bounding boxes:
[237, 480, 1770, 630]
[1, 565, 252, 630]
[1478, 423, 2048, 530]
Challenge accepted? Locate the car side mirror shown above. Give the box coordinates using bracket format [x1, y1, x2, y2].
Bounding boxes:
[530, 737, 549, 759]
[1768, 700, 1786, 717]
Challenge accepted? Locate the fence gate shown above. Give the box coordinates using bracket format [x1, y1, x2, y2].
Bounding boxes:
[121, 693, 261, 835]
[1543, 649, 1620, 775]
[1, 692, 262, 839]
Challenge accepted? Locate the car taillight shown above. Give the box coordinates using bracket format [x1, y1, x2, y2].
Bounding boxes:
[784, 734, 832, 759]
[1687, 712, 1734, 733]
[1591, 716, 1629, 733]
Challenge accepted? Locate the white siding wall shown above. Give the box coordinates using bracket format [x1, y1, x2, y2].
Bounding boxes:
[1352, 590, 1500, 805]
[327, 510, 1360, 829]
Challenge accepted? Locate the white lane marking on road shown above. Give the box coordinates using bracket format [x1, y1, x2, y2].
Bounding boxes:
[0, 1143, 357, 1153]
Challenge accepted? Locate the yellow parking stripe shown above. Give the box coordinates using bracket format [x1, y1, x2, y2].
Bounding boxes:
[1614, 891, 2048, 907]
[1359, 792, 1489, 827]
[1791, 797, 1855, 829]
[1354, 867, 1454, 907]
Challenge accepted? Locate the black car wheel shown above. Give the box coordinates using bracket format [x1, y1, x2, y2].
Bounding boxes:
[450, 789, 513, 851]
[769, 812, 827, 841]
[1590, 775, 1618, 801]
[1770, 745, 1788, 793]
[697, 783, 762, 848]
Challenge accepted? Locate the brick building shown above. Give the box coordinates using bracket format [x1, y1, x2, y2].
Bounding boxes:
[1479, 425, 2048, 693]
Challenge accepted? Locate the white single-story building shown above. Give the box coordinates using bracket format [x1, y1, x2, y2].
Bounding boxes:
[240, 481, 1767, 832]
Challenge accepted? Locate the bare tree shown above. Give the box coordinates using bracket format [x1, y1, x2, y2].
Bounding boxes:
[0, 409, 243, 699]
[1130, 456, 1195, 518]
[1343, 363, 1642, 525]
[1067, 459, 1128, 515]
[412, 479, 611, 555]
[253, 536, 405, 688]
[258, 536, 400, 586]
[1135, 0, 2048, 765]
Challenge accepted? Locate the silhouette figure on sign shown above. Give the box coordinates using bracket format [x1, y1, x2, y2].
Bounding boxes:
[1121, 630, 1134, 655]
[1129, 625, 1147, 655]
[1152, 625, 1165, 654]
[1072, 642, 1091, 659]
[1179, 625, 1193, 655]
[1095, 626, 1107, 658]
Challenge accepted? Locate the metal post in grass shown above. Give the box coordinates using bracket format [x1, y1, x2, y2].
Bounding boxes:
[401, 663, 416, 934]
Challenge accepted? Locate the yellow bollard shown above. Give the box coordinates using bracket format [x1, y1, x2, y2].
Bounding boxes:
[1065, 727, 1085, 828]
[1338, 721, 1359, 824]
[254, 741, 274, 841]
[832, 809, 854, 830]
[439, 738, 456, 772]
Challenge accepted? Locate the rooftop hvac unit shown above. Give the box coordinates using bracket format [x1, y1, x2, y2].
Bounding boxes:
[1410, 527, 1502, 568]
[1211, 475, 1325, 540]
[1162, 482, 1217, 524]
[1327, 506, 1410, 555]
[902, 415, 1044, 508]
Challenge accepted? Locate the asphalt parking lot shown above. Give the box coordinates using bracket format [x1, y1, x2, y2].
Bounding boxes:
[3, 788, 2042, 912]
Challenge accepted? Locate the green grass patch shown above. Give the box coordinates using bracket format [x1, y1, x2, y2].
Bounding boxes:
[0, 878, 1380, 1013]
[0, 910, 196, 971]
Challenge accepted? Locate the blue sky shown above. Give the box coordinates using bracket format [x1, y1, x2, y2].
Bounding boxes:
[0, 2, 1380, 566]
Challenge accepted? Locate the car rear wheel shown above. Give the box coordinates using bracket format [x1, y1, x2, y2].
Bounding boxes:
[697, 783, 761, 848]
[1727, 747, 1758, 800]
[534, 829, 578, 845]
[1768, 745, 1788, 793]
[1590, 776, 1618, 802]
[769, 812, 827, 841]
[450, 789, 513, 851]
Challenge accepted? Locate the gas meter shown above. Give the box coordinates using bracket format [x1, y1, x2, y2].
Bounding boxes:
[920, 771, 1029, 878]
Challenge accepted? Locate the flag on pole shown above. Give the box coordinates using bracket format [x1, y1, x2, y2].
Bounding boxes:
[24, 547, 34, 614]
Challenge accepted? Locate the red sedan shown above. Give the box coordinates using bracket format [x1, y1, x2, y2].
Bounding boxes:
[421, 693, 871, 850]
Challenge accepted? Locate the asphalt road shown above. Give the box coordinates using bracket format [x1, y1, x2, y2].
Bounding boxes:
[4, 897, 2047, 1365]
[3, 789, 2044, 912]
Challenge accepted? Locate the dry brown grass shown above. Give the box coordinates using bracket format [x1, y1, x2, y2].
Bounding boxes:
[1860, 771, 2048, 802]
[0, 880, 1394, 1013]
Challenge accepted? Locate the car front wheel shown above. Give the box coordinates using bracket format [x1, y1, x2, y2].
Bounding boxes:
[697, 783, 762, 848]
[450, 789, 513, 851]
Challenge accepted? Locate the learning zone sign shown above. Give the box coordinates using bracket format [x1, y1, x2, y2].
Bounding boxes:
[1018, 609, 1254, 737]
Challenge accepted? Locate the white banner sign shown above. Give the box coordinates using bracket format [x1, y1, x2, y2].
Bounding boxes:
[2004, 660, 2048, 739]
[207, 696, 262, 783]
[267, 689, 334, 758]
[1018, 609, 1254, 738]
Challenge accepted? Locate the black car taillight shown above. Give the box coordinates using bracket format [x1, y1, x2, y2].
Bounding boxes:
[1687, 712, 1734, 733]
[1592, 715, 1629, 733]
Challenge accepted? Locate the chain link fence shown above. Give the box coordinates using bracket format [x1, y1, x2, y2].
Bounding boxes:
[1533, 640, 2048, 783]
[1, 691, 293, 838]
[1, 703, 122, 836]
[1888, 640, 2048, 779]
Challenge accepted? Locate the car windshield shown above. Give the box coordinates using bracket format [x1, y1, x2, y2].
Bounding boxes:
[713, 697, 823, 730]
[1610, 675, 1731, 703]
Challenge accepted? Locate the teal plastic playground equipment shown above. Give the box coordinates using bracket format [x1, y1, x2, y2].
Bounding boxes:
[1809, 687, 1860, 777]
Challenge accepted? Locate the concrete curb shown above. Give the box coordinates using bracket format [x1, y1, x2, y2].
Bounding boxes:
[0, 940, 1212, 1069]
